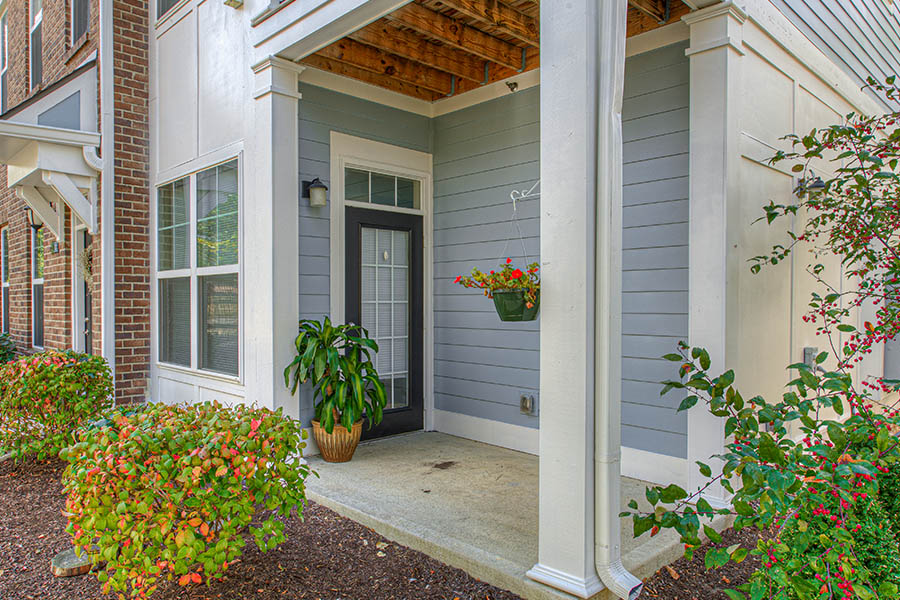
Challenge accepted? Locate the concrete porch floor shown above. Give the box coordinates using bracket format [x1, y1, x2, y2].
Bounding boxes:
[305, 432, 692, 600]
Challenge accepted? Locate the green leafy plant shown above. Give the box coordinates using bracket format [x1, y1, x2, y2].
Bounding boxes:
[283, 316, 386, 434]
[454, 258, 540, 307]
[0, 332, 16, 363]
[622, 78, 900, 600]
[0, 350, 113, 459]
[60, 401, 311, 599]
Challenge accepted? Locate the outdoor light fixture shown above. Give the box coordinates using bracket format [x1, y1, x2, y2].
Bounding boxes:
[303, 178, 328, 207]
[807, 175, 826, 192]
[797, 171, 826, 197]
[24, 207, 42, 231]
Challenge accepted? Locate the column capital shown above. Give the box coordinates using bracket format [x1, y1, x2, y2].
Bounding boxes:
[252, 55, 305, 100]
[683, 1, 746, 57]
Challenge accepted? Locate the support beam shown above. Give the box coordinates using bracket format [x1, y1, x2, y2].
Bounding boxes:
[315, 37, 454, 95]
[15, 185, 63, 241]
[300, 54, 440, 101]
[627, 0, 667, 23]
[42, 171, 96, 234]
[434, 0, 539, 46]
[387, 3, 523, 70]
[350, 20, 487, 83]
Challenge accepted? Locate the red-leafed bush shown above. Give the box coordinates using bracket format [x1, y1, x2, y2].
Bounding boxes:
[60, 401, 311, 598]
[0, 350, 113, 459]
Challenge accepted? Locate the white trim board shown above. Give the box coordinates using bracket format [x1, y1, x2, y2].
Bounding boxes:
[432, 409, 539, 455]
[298, 22, 689, 119]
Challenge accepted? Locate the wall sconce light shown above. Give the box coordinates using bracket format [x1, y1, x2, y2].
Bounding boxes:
[303, 178, 328, 207]
[797, 171, 826, 197]
[24, 207, 42, 231]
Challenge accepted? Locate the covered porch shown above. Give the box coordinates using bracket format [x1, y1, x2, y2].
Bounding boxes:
[306, 432, 693, 600]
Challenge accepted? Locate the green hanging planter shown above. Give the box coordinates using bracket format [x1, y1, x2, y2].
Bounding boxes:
[492, 289, 540, 322]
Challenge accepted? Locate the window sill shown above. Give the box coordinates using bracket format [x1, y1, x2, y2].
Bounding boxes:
[156, 361, 241, 386]
[65, 32, 89, 65]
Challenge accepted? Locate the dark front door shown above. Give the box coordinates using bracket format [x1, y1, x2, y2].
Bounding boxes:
[83, 231, 93, 354]
[345, 207, 423, 439]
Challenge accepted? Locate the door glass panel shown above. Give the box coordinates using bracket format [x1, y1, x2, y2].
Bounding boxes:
[360, 226, 409, 409]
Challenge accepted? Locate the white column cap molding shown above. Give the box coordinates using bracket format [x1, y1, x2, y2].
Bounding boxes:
[683, 1, 747, 57]
[682, 1, 747, 26]
[252, 55, 306, 101]
[251, 55, 308, 76]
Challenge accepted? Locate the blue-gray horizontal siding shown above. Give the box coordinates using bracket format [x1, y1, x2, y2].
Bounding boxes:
[297, 83, 431, 422]
[621, 41, 690, 459]
[432, 86, 541, 430]
[771, 0, 900, 110]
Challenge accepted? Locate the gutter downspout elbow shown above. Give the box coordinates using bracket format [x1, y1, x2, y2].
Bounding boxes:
[594, 1, 641, 598]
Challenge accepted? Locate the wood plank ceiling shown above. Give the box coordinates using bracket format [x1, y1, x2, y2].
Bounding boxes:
[300, 0, 691, 102]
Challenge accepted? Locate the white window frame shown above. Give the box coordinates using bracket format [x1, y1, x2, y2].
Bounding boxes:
[0, 10, 8, 111]
[154, 156, 242, 380]
[29, 0, 41, 89]
[1, 226, 8, 334]
[328, 132, 434, 429]
[31, 227, 44, 349]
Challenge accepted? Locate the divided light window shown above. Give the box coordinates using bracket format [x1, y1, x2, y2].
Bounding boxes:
[29, 0, 41, 89]
[345, 167, 421, 210]
[157, 159, 239, 376]
[1, 11, 7, 113]
[71, 0, 88, 43]
[1, 228, 8, 334]
[32, 227, 44, 348]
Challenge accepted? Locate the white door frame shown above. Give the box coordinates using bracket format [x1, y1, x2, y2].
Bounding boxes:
[71, 217, 89, 353]
[328, 131, 435, 431]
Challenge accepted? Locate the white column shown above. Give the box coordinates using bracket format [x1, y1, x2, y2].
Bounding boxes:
[244, 57, 304, 415]
[528, 1, 627, 597]
[683, 2, 746, 502]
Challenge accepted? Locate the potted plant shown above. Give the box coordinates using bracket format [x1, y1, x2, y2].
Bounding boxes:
[454, 258, 540, 322]
[283, 317, 386, 462]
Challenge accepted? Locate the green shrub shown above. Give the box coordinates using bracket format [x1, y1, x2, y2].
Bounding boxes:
[876, 460, 900, 535]
[0, 350, 113, 458]
[0, 332, 16, 363]
[60, 401, 311, 599]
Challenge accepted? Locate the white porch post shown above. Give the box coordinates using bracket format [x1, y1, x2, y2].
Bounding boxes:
[245, 57, 304, 414]
[683, 2, 746, 501]
[528, 0, 628, 597]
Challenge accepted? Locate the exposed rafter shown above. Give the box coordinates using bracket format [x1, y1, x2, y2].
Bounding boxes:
[433, 0, 539, 46]
[300, 54, 440, 101]
[627, 0, 668, 23]
[350, 20, 487, 83]
[315, 37, 454, 95]
[386, 3, 524, 71]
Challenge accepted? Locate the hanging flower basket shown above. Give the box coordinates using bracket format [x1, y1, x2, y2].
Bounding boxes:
[454, 258, 540, 322]
[492, 289, 540, 322]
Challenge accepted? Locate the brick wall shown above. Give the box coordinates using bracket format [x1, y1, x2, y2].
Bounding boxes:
[112, 0, 150, 403]
[0, 0, 152, 405]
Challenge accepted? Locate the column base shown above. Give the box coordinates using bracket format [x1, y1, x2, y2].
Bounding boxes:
[526, 563, 604, 598]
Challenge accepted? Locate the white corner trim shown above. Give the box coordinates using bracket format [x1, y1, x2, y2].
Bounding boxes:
[625, 21, 690, 57]
[432, 409, 539, 455]
[300, 67, 433, 117]
[621, 446, 689, 488]
[526, 563, 604, 599]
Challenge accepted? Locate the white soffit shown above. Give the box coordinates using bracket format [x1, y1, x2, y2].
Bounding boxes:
[0, 120, 101, 239]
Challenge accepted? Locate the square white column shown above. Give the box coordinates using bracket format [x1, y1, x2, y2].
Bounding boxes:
[244, 56, 304, 414]
[528, 0, 628, 596]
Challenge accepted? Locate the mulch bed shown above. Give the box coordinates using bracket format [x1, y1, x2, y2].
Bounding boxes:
[0, 458, 760, 600]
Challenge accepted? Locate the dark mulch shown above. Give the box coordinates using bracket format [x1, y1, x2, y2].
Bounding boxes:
[0, 458, 522, 600]
[639, 525, 763, 599]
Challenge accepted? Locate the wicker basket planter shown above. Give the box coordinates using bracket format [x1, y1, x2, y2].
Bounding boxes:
[492, 289, 540, 322]
[312, 418, 363, 463]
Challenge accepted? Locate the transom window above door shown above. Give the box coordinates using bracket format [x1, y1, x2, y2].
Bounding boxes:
[345, 167, 421, 210]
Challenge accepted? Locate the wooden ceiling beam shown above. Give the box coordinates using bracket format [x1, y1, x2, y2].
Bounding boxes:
[300, 55, 440, 101]
[315, 37, 455, 95]
[434, 0, 539, 46]
[387, 3, 523, 71]
[350, 20, 487, 83]
[627, 0, 667, 23]
[627, 0, 688, 36]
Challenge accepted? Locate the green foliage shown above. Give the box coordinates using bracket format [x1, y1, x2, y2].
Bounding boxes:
[60, 401, 311, 599]
[454, 258, 540, 306]
[283, 316, 387, 434]
[622, 78, 900, 599]
[0, 350, 113, 459]
[0, 332, 16, 363]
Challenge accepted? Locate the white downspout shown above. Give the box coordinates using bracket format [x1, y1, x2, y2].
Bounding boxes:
[99, 0, 115, 390]
[594, 1, 642, 599]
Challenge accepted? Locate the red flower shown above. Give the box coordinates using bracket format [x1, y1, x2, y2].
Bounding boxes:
[454, 276, 461, 283]
[506, 258, 512, 264]
[510, 269, 523, 279]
